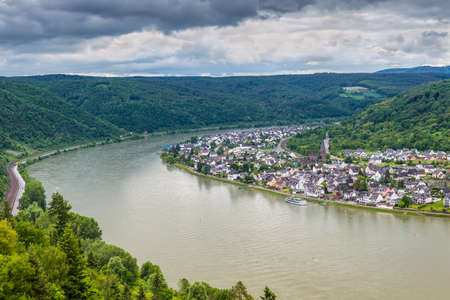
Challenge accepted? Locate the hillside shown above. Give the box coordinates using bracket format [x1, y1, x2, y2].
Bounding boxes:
[287, 79, 450, 154]
[11, 72, 449, 133]
[377, 66, 450, 74]
[0, 81, 123, 150]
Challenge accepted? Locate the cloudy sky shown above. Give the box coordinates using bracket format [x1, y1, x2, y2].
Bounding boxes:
[0, 0, 448, 76]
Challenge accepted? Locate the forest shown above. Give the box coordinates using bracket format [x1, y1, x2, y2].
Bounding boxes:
[1, 72, 447, 146]
[287, 79, 450, 155]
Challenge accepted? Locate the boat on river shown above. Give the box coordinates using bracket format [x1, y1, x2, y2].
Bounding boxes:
[285, 197, 307, 206]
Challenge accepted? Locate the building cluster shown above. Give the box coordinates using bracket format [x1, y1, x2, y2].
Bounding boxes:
[343, 148, 448, 163]
[172, 127, 450, 210]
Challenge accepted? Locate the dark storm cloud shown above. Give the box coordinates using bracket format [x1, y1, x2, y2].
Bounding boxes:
[0, 0, 260, 44]
[0, 0, 448, 46]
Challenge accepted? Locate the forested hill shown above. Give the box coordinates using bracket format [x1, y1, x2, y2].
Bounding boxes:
[10, 72, 449, 134]
[288, 79, 450, 154]
[0, 81, 123, 150]
[377, 66, 450, 74]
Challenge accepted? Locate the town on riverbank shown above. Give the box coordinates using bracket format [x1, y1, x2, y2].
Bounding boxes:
[161, 127, 450, 214]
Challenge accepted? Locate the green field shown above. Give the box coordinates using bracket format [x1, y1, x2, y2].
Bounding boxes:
[409, 200, 448, 212]
[339, 89, 384, 100]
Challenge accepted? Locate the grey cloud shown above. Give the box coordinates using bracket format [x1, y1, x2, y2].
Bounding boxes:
[380, 30, 449, 58]
[0, 0, 260, 45]
[416, 31, 448, 56]
[1, 0, 449, 47]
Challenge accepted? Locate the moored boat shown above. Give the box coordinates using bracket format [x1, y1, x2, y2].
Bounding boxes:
[285, 197, 307, 206]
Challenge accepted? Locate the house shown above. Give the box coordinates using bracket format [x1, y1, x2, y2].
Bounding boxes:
[305, 184, 319, 198]
[344, 191, 358, 201]
[432, 170, 445, 179]
[386, 192, 401, 206]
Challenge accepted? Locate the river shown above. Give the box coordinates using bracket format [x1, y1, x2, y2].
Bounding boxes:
[28, 132, 450, 300]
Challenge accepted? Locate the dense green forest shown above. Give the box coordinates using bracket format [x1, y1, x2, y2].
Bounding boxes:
[0, 172, 272, 299]
[287, 79, 450, 155]
[8, 72, 449, 135]
[0, 153, 8, 202]
[0, 81, 123, 150]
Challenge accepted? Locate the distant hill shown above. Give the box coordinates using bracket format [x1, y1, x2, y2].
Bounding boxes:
[0, 81, 123, 150]
[9, 72, 450, 134]
[288, 79, 450, 154]
[377, 66, 450, 74]
[0, 72, 448, 151]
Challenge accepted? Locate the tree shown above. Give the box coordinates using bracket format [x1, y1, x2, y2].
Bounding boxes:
[353, 176, 368, 191]
[0, 253, 35, 298]
[107, 256, 126, 283]
[49, 192, 72, 240]
[34, 245, 68, 286]
[148, 268, 168, 300]
[85, 240, 139, 286]
[231, 281, 253, 300]
[137, 283, 147, 300]
[19, 178, 46, 211]
[398, 195, 412, 208]
[322, 181, 328, 194]
[70, 213, 102, 240]
[0, 201, 13, 223]
[260, 286, 276, 300]
[0, 219, 17, 255]
[27, 246, 51, 299]
[187, 282, 208, 300]
[123, 284, 132, 300]
[23, 202, 44, 223]
[383, 169, 391, 184]
[397, 180, 405, 188]
[344, 156, 353, 163]
[140, 261, 160, 280]
[14, 220, 47, 248]
[58, 226, 91, 299]
[87, 250, 99, 269]
[178, 278, 190, 296]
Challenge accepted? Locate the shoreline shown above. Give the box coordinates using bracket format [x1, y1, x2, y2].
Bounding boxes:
[171, 163, 450, 218]
[8, 127, 448, 219]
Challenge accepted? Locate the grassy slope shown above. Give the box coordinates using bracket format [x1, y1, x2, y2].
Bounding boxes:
[288, 79, 450, 154]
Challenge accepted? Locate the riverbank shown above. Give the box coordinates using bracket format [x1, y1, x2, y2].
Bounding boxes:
[171, 163, 450, 218]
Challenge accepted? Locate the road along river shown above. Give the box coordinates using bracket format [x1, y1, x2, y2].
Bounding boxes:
[5, 163, 25, 215]
[28, 132, 450, 300]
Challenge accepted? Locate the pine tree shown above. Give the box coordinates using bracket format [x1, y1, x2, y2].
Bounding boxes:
[87, 250, 98, 269]
[49, 192, 72, 240]
[260, 286, 276, 300]
[58, 226, 91, 299]
[148, 269, 168, 300]
[231, 281, 253, 300]
[28, 247, 51, 299]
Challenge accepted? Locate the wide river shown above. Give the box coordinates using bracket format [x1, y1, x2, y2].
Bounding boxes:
[28, 132, 450, 300]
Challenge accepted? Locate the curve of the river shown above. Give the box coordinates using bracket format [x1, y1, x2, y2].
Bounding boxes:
[28, 132, 450, 300]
